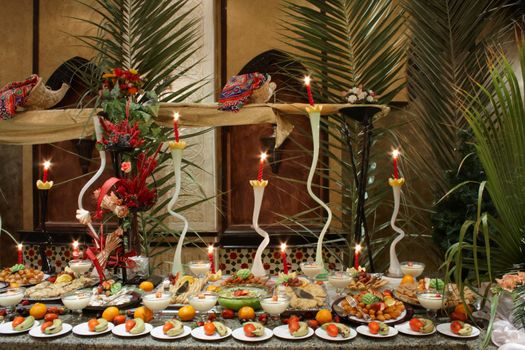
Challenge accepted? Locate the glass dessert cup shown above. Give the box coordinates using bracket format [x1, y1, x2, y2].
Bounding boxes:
[61, 290, 91, 321]
[416, 289, 446, 321]
[328, 270, 352, 296]
[143, 291, 172, 325]
[260, 294, 289, 327]
[188, 260, 211, 278]
[69, 259, 93, 276]
[188, 292, 218, 322]
[400, 261, 425, 278]
[300, 261, 324, 282]
[0, 287, 25, 314]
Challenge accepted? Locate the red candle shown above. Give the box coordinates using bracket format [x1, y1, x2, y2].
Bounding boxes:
[280, 243, 289, 274]
[257, 152, 267, 181]
[392, 149, 400, 179]
[17, 244, 23, 264]
[42, 161, 51, 182]
[208, 245, 215, 273]
[72, 240, 80, 259]
[304, 76, 315, 106]
[354, 244, 361, 269]
[173, 112, 180, 143]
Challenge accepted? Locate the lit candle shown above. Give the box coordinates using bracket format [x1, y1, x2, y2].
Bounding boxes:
[257, 152, 268, 182]
[280, 243, 289, 274]
[72, 240, 80, 259]
[173, 112, 180, 143]
[42, 161, 51, 182]
[354, 244, 361, 269]
[304, 76, 315, 106]
[17, 244, 23, 264]
[392, 149, 400, 179]
[207, 245, 215, 274]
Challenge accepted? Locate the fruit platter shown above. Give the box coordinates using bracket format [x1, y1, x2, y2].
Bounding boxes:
[335, 290, 409, 325]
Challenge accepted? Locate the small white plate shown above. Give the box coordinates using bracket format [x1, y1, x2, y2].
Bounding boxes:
[232, 326, 273, 342]
[0, 320, 40, 334]
[436, 323, 480, 339]
[191, 325, 232, 340]
[111, 323, 153, 337]
[348, 309, 407, 324]
[315, 327, 357, 341]
[150, 325, 191, 340]
[395, 321, 436, 336]
[356, 325, 398, 338]
[72, 321, 114, 336]
[29, 323, 72, 338]
[272, 325, 314, 340]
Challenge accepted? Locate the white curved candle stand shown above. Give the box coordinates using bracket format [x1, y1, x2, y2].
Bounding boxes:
[168, 144, 189, 275]
[250, 180, 270, 277]
[76, 116, 105, 244]
[388, 178, 405, 277]
[306, 107, 332, 267]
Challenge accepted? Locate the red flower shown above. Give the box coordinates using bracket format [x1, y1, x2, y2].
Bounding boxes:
[121, 161, 132, 174]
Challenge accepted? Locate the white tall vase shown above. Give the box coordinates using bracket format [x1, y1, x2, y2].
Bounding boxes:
[388, 178, 405, 277]
[250, 180, 269, 277]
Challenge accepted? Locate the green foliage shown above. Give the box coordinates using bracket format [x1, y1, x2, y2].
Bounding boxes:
[279, 0, 413, 268]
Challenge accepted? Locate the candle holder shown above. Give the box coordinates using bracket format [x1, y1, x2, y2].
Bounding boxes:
[168, 141, 189, 275]
[306, 105, 331, 271]
[250, 179, 270, 277]
[36, 180, 54, 274]
[387, 177, 406, 277]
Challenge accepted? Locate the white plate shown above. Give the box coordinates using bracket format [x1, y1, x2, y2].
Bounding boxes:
[191, 325, 232, 340]
[111, 323, 153, 337]
[395, 321, 436, 336]
[272, 325, 314, 340]
[150, 325, 191, 340]
[232, 326, 273, 342]
[29, 323, 72, 338]
[315, 327, 357, 341]
[356, 325, 398, 338]
[436, 323, 480, 339]
[348, 309, 407, 324]
[0, 320, 40, 334]
[72, 321, 114, 336]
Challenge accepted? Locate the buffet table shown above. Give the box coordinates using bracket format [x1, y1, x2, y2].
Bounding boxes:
[0, 314, 489, 350]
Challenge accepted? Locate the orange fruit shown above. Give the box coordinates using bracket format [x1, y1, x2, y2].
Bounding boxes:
[400, 274, 415, 285]
[238, 306, 255, 320]
[178, 305, 196, 321]
[102, 306, 120, 322]
[315, 309, 333, 325]
[29, 303, 47, 319]
[139, 281, 154, 292]
[134, 306, 154, 322]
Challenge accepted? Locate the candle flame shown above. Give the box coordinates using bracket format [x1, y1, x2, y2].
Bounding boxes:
[73, 240, 79, 249]
[260, 152, 268, 161]
[43, 161, 51, 170]
[173, 112, 180, 121]
[392, 149, 400, 159]
[355, 244, 362, 253]
[17, 243, 23, 250]
[304, 75, 311, 86]
[208, 245, 214, 254]
[280, 242, 286, 252]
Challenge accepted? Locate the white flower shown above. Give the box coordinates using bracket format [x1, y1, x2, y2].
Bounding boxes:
[76, 209, 92, 225]
[348, 95, 358, 103]
[357, 92, 366, 100]
[366, 95, 374, 102]
[351, 87, 359, 94]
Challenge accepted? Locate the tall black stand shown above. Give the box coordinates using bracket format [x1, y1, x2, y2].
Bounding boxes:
[38, 189, 53, 274]
[340, 106, 381, 272]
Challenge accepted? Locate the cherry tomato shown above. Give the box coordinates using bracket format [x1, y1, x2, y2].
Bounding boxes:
[88, 319, 99, 332]
[12, 316, 25, 328]
[221, 309, 235, 319]
[368, 321, 380, 335]
[326, 324, 339, 337]
[113, 315, 126, 325]
[288, 319, 300, 333]
[307, 319, 319, 329]
[450, 321, 463, 334]
[47, 306, 59, 314]
[243, 323, 256, 337]
[44, 313, 58, 322]
[203, 322, 216, 336]
[125, 319, 136, 333]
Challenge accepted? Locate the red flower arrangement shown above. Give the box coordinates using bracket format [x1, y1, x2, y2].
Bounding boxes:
[102, 67, 144, 96]
[99, 116, 144, 150]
